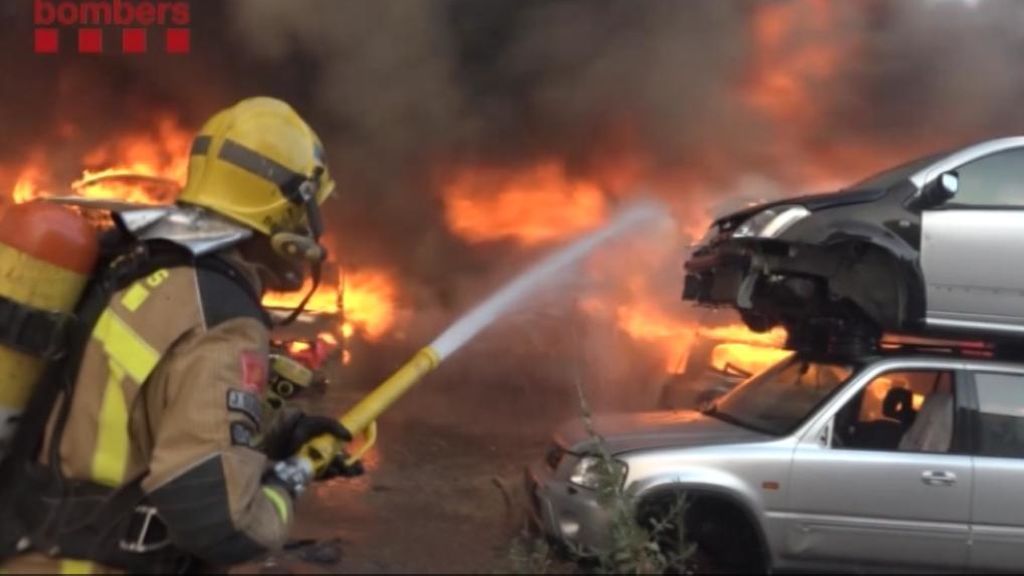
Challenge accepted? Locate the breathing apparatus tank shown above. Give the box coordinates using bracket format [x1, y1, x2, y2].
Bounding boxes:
[0, 201, 99, 458]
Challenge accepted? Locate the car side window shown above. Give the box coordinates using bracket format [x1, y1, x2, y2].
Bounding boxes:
[832, 370, 955, 453]
[971, 372, 1024, 459]
[949, 148, 1024, 207]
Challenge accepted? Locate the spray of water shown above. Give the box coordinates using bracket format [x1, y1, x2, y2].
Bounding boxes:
[430, 199, 671, 360]
[324, 198, 672, 439]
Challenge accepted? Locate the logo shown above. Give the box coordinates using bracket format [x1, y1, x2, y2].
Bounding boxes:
[239, 351, 268, 394]
[34, 0, 191, 54]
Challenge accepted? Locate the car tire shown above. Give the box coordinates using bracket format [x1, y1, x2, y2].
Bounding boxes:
[639, 494, 767, 575]
[681, 498, 766, 575]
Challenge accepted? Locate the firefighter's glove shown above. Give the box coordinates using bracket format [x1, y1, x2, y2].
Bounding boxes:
[322, 454, 365, 480]
[262, 408, 352, 461]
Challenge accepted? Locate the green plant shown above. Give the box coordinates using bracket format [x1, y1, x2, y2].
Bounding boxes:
[507, 530, 555, 575]
[573, 375, 694, 575]
[505, 316, 695, 574]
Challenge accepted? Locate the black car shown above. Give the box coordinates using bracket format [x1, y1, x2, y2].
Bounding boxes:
[683, 136, 1024, 354]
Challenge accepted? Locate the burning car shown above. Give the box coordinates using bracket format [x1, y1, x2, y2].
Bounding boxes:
[683, 136, 1024, 354]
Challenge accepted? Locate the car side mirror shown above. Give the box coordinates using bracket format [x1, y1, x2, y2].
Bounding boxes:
[919, 171, 959, 208]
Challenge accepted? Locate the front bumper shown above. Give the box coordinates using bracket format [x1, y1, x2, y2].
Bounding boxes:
[682, 238, 827, 311]
[524, 458, 615, 556]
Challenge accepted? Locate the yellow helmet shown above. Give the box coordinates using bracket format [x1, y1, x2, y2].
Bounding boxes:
[177, 97, 335, 240]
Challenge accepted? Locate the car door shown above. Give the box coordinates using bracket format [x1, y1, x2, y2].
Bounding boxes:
[784, 364, 971, 571]
[921, 146, 1024, 332]
[964, 369, 1024, 572]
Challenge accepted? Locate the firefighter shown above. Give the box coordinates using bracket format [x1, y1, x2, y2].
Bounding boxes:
[0, 97, 356, 574]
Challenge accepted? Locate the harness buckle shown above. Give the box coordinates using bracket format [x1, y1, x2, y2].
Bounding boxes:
[119, 505, 170, 554]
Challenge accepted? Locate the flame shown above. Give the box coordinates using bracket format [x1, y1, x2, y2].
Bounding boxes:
[10, 115, 190, 206]
[442, 159, 609, 246]
[262, 268, 399, 342]
[710, 342, 792, 378]
[582, 287, 791, 374]
[263, 278, 342, 316]
[284, 332, 345, 370]
[10, 157, 48, 205]
[698, 324, 787, 347]
[341, 269, 398, 340]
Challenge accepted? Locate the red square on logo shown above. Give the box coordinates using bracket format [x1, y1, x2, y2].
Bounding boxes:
[34, 29, 59, 54]
[78, 29, 103, 54]
[122, 29, 147, 54]
[165, 29, 190, 54]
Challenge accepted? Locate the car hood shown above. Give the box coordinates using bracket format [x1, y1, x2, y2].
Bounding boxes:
[714, 187, 887, 228]
[554, 410, 771, 455]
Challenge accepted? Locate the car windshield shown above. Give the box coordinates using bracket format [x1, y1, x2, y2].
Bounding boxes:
[847, 149, 951, 191]
[708, 355, 855, 436]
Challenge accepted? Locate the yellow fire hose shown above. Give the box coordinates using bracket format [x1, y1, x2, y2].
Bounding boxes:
[297, 346, 441, 475]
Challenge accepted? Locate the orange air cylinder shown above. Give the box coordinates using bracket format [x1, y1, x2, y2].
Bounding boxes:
[0, 201, 98, 458]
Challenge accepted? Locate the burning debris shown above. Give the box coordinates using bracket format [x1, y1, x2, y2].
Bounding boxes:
[264, 267, 402, 367]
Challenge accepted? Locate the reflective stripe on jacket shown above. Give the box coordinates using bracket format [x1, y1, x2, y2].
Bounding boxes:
[2, 253, 292, 574]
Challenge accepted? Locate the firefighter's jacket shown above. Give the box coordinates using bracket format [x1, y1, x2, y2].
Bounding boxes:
[1, 252, 292, 574]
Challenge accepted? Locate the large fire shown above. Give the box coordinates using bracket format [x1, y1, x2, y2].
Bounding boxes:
[3, 0, 937, 390]
[3, 115, 402, 369]
[442, 159, 609, 246]
[441, 155, 792, 374]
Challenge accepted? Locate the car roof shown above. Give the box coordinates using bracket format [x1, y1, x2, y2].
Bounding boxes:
[856, 353, 1024, 375]
[909, 135, 1024, 188]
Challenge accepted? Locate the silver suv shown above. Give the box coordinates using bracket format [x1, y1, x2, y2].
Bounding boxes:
[526, 344, 1024, 572]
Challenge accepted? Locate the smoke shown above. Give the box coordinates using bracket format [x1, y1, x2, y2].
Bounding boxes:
[223, 0, 1024, 262]
[4, 0, 1024, 420]
[4, 0, 1024, 266]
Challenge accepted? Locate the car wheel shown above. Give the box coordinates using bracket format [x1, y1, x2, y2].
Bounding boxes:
[680, 499, 766, 575]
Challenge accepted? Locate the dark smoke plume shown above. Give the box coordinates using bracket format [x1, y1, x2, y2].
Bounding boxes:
[4, 1, 1024, 272]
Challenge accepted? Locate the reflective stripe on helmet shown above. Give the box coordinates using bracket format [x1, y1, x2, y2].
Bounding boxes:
[218, 139, 308, 193]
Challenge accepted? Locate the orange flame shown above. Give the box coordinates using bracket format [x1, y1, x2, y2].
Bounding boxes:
[10, 115, 190, 206]
[698, 324, 787, 347]
[342, 269, 399, 340]
[10, 156, 48, 205]
[262, 268, 399, 342]
[263, 278, 342, 316]
[443, 159, 609, 246]
[710, 342, 792, 378]
[579, 294, 695, 372]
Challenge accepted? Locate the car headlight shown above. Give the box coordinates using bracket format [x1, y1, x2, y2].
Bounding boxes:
[569, 455, 628, 490]
[732, 205, 810, 239]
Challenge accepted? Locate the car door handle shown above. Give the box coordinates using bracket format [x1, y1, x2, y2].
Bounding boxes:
[921, 470, 957, 487]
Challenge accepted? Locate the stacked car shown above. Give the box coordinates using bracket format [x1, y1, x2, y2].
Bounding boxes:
[527, 136, 1024, 572]
[683, 136, 1024, 353]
